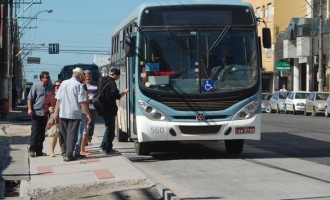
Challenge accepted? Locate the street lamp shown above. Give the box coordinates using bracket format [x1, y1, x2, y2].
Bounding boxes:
[18, 9, 53, 37]
[16, 43, 45, 58]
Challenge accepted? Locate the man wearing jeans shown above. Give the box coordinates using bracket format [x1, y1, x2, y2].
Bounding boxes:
[27, 71, 53, 157]
[98, 68, 128, 154]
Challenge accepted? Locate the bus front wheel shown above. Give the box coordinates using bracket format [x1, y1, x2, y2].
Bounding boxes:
[134, 140, 151, 155]
[225, 139, 244, 154]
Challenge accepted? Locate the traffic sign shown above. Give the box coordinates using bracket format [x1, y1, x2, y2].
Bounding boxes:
[27, 57, 41, 64]
[49, 43, 59, 54]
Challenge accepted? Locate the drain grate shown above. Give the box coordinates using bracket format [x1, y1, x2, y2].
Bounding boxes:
[4, 180, 20, 197]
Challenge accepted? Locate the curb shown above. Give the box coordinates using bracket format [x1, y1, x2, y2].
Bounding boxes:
[123, 156, 180, 200]
[19, 180, 30, 199]
[155, 183, 180, 200]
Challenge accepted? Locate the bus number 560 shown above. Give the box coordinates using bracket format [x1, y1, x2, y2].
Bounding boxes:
[151, 127, 165, 134]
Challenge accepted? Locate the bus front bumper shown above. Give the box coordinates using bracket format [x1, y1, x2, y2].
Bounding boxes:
[135, 115, 261, 142]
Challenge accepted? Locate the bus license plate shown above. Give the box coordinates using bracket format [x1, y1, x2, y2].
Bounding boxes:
[235, 126, 255, 134]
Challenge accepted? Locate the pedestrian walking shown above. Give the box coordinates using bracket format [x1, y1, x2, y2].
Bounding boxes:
[54, 67, 91, 162]
[43, 79, 63, 157]
[27, 71, 53, 157]
[98, 68, 128, 155]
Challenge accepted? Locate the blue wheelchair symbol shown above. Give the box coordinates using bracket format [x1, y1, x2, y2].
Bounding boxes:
[203, 80, 214, 92]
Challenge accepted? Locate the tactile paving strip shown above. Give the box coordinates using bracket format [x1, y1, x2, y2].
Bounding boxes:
[37, 166, 53, 175]
[93, 169, 115, 179]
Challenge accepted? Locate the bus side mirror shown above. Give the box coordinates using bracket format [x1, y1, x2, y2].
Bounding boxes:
[262, 28, 271, 48]
[124, 35, 136, 57]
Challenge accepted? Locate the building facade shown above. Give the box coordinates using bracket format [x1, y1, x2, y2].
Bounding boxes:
[244, 0, 310, 92]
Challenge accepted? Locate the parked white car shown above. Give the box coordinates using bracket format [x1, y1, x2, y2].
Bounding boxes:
[284, 91, 310, 115]
[262, 93, 272, 113]
[269, 91, 288, 114]
[305, 92, 330, 116]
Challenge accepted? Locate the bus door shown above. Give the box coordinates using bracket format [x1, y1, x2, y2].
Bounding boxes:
[128, 56, 137, 139]
[125, 32, 137, 140]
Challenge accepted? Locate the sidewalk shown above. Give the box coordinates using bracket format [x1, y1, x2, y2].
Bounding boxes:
[0, 108, 165, 199]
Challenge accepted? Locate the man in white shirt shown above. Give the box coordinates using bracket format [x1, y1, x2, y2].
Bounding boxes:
[279, 85, 287, 92]
[54, 67, 91, 162]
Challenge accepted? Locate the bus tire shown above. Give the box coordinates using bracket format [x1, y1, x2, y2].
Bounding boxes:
[225, 139, 244, 154]
[134, 140, 150, 155]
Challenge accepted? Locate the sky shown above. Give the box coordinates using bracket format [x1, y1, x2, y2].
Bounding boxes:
[18, 0, 164, 83]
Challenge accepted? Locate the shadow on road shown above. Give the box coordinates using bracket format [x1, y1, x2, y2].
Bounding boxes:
[126, 132, 330, 165]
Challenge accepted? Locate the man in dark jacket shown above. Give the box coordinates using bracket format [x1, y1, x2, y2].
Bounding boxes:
[99, 68, 128, 154]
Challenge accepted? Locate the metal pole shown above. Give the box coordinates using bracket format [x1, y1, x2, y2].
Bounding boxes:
[0, 0, 9, 100]
[318, 0, 324, 92]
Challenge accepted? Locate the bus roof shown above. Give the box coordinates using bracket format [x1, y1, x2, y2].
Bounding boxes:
[60, 63, 99, 73]
[112, 0, 252, 34]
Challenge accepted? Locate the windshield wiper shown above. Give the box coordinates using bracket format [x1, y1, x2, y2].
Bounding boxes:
[207, 25, 230, 54]
[167, 27, 190, 54]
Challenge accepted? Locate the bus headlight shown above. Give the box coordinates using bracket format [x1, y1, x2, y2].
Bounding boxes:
[138, 100, 168, 121]
[233, 100, 261, 120]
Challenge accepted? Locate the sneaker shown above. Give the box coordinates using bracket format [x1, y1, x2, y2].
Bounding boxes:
[99, 148, 106, 153]
[36, 152, 47, 157]
[63, 155, 77, 162]
[29, 151, 36, 158]
[74, 154, 86, 158]
[106, 149, 119, 155]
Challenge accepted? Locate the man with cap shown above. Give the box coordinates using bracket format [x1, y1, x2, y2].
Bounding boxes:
[54, 67, 92, 161]
[97, 67, 128, 154]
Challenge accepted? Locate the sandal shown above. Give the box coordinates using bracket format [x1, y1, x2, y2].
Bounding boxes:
[80, 151, 91, 156]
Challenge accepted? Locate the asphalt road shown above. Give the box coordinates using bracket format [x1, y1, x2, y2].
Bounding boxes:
[116, 113, 330, 199]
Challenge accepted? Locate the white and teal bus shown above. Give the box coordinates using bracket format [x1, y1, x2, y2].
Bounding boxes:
[110, 1, 271, 155]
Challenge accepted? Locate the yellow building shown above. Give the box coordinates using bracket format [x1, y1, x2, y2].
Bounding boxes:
[244, 0, 308, 92]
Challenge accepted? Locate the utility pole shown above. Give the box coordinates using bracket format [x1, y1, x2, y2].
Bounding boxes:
[318, 0, 324, 92]
[0, 0, 10, 116]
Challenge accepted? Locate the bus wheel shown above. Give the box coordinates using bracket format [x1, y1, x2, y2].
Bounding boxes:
[134, 140, 151, 155]
[225, 139, 244, 154]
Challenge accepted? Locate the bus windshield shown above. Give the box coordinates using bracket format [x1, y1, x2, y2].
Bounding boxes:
[138, 28, 258, 95]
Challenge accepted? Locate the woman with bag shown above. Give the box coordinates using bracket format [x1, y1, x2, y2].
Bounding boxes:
[44, 80, 63, 157]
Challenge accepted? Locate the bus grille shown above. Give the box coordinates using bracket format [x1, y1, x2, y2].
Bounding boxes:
[179, 125, 221, 134]
[161, 100, 239, 111]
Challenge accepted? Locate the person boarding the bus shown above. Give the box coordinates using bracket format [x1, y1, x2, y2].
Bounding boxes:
[54, 67, 92, 162]
[98, 68, 128, 155]
[27, 71, 53, 157]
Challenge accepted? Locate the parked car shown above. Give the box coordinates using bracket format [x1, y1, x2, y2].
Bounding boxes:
[305, 92, 330, 116]
[284, 91, 310, 115]
[269, 91, 288, 113]
[262, 93, 272, 113]
[324, 94, 330, 117]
